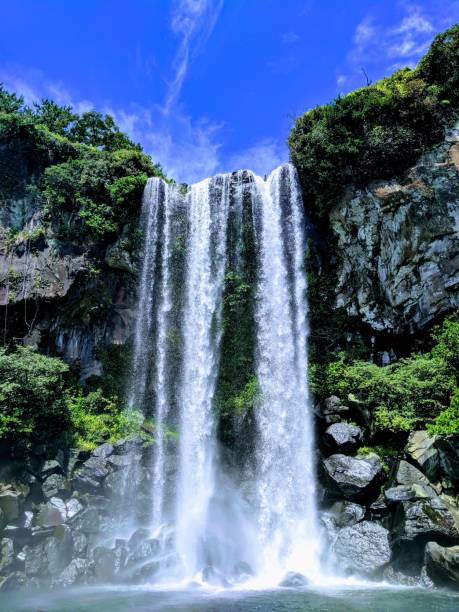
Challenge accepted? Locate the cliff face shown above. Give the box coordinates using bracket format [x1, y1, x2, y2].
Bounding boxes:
[331, 124, 459, 335]
[0, 210, 138, 381]
[1, 126, 458, 380]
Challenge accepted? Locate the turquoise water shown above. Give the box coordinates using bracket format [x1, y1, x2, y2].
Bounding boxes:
[2, 586, 459, 612]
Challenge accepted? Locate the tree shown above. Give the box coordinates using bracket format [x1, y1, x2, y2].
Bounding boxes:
[0, 346, 70, 446]
[33, 99, 76, 135]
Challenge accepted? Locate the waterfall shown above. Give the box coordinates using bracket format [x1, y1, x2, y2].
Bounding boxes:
[252, 165, 321, 582]
[174, 175, 231, 578]
[124, 164, 321, 585]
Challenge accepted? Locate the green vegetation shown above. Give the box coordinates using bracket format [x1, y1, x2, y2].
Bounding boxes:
[0, 345, 149, 452]
[289, 24, 459, 221]
[65, 389, 146, 450]
[319, 316, 459, 435]
[0, 346, 70, 446]
[0, 86, 164, 245]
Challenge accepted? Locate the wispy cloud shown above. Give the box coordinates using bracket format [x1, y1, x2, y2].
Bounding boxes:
[282, 31, 300, 45]
[0, 64, 93, 113]
[337, 2, 459, 90]
[163, 0, 223, 114]
[227, 138, 286, 177]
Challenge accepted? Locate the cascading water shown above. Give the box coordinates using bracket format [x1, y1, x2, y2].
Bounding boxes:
[123, 164, 322, 586]
[251, 165, 321, 583]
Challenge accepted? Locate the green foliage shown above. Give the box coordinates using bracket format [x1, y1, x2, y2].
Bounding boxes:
[65, 388, 145, 450]
[427, 387, 459, 435]
[418, 24, 459, 104]
[0, 85, 25, 114]
[322, 316, 459, 434]
[68, 110, 140, 151]
[219, 376, 260, 417]
[0, 84, 164, 246]
[33, 99, 76, 136]
[0, 346, 70, 446]
[289, 25, 459, 221]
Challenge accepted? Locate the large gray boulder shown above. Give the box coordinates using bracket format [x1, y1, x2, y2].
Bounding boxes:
[324, 423, 363, 454]
[436, 436, 459, 488]
[333, 521, 391, 575]
[0, 490, 21, 522]
[317, 396, 350, 424]
[392, 497, 459, 550]
[0, 538, 15, 574]
[405, 431, 440, 482]
[328, 501, 366, 527]
[322, 453, 383, 502]
[52, 558, 91, 588]
[424, 541, 459, 589]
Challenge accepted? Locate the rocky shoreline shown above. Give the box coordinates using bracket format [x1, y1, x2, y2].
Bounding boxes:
[318, 395, 459, 589]
[1, 403, 459, 593]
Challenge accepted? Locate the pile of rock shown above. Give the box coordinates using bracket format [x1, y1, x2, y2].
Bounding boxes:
[0, 437, 162, 592]
[318, 396, 459, 589]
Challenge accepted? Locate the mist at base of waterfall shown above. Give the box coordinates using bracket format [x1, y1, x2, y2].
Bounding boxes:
[3, 584, 459, 612]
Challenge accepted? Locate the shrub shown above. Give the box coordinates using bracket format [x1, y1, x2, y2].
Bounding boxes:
[427, 387, 459, 435]
[66, 388, 147, 450]
[0, 346, 70, 446]
[321, 316, 459, 434]
[289, 25, 459, 221]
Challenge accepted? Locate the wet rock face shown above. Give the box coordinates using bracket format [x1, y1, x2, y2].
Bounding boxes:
[333, 520, 392, 575]
[330, 124, 459, 334]
[324, 423, 363, 454]
[392, 497, 459, 547]
[424, 541, 459, 589]
[322, 453, 383, 503]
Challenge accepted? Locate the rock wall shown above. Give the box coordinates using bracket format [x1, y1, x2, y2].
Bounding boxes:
[331, 124, 459, 335]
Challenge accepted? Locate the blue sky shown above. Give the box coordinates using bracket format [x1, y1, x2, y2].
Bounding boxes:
[1, 1, 458, 182]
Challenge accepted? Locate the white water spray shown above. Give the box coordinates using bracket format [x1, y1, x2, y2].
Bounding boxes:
[125, 164, 322, 585]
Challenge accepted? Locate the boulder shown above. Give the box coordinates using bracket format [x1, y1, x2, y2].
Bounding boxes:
[436, 436, 459, 488]
[384, 483, 437, 504]
[24, 532, 72, 578]
[107, 454, 141, 469]
[0, 490, 21, 521]
[424, 541, 459, 589]
[279, 571, 309, 587]
[68, 508, 100, 535]
[80, 456, 110, 480]
[324, 423, 363, 454]
[42, 473, 69, 499]
[0, 571, 26, 592]
[318, 396, 350, 424]
[93, 541, 129, 582]
[0, 538, 15, 574]
[128, 528, 151, 550]
[52, 558, 91, 588]
[392, 497, 459, 551]
[37, 497, 83, 527]
[40, 460, 63, 479]
[391, 460, 432, 488]
[322, 453, 383, 502]
[92, 443, 114, 459]
[405, 431, 440, 482]
[333, 521, 391, 575]
[328, 501, 365, 527]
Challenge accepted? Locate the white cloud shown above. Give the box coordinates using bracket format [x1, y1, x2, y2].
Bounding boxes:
[163, 0, 223, 114]
[337, 2, 459, 90]
[282, 31, 300, 45]
[226, 138, 286, 177]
